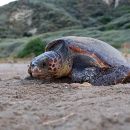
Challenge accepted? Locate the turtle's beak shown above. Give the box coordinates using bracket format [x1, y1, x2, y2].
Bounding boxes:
[28, 64, 32, 77]
[28, 64, 43, 78]
[31, 66, 42, 77]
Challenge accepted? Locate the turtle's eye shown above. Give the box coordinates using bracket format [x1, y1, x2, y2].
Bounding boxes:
[42, 62, 46, 67]
[31, 62, 35, 67]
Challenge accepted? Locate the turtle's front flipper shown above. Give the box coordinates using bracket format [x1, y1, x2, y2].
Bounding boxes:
[70, 67, 99, 83]
[71, 65, 130, 86]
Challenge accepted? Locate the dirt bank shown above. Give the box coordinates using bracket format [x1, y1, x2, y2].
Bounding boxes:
[0, 63, 130, 130]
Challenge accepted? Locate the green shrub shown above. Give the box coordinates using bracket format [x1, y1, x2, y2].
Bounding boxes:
[111, 43, 122, 49]
[17, 38, 46, 58]
[99, 16, 112, 24]
[122, 23, 130, 29]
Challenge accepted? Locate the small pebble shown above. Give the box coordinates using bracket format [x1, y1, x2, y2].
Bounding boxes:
[81, 82, 92, 87]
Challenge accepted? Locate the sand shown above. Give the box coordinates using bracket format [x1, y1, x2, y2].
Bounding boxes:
[0, 63, 130, 130]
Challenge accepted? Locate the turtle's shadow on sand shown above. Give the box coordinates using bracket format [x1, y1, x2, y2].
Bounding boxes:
[23, 76, 72, 84]
[23, 76, 130, 86]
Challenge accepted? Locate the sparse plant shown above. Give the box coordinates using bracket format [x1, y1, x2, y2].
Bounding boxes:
[17, 38, 46, 58]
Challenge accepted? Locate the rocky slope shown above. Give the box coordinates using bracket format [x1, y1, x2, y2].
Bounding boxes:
[0, 0, 130, 38]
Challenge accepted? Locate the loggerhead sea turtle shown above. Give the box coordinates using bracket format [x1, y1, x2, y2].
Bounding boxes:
[28, 36, 130, 86]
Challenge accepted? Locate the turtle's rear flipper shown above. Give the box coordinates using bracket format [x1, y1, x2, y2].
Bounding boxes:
[71, 65, 130, 86]
[92, 65, 130, 86]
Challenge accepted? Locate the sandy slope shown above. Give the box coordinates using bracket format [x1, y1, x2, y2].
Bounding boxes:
[0, 63, 130, 130]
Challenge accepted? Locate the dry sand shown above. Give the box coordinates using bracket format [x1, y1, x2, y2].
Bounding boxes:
[0, 62, 130, 130]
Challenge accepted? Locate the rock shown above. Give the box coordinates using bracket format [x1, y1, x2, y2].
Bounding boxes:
[13, 76, 21, 80]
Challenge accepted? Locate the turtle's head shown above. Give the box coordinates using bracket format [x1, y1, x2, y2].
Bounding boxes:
[28, 51, 62, 79]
